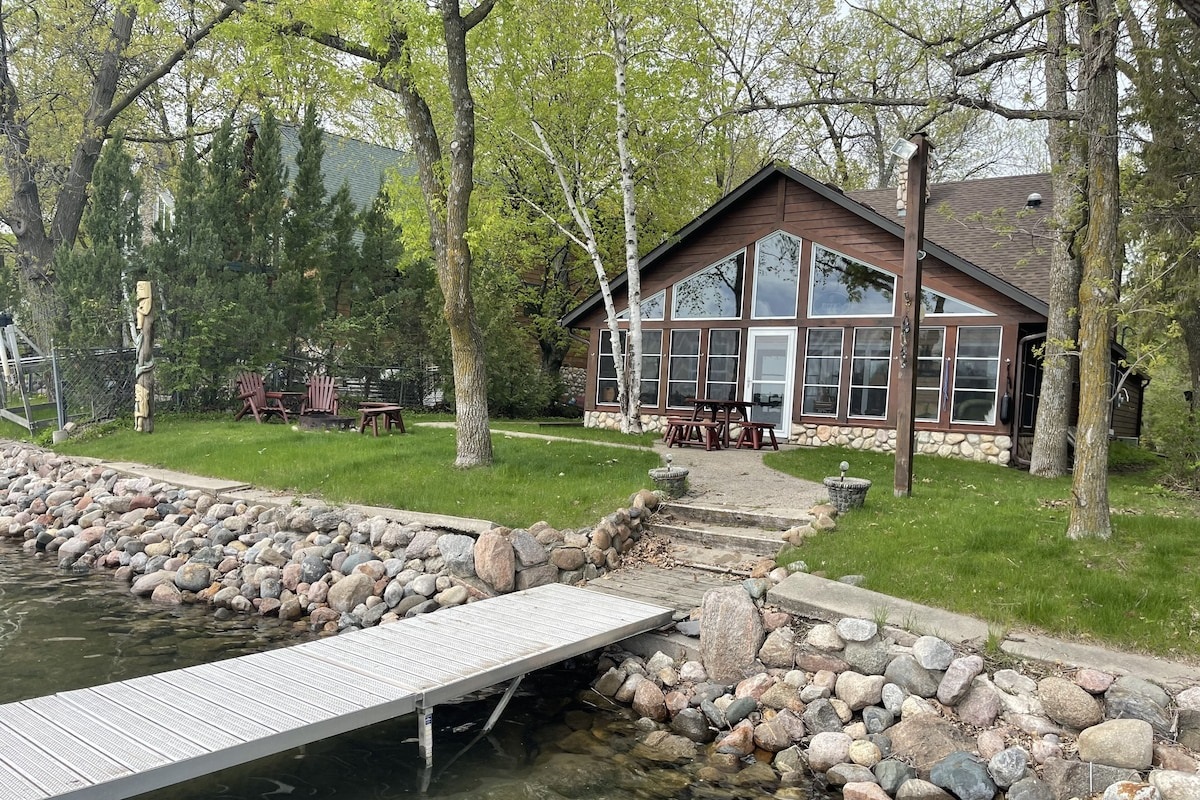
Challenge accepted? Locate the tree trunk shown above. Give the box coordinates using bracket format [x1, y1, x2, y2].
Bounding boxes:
[1067, 0, 1119, 540]
[370, 0, 495, 468]
[611, 13, 643, 435]
[1030, 0, 1082, 477]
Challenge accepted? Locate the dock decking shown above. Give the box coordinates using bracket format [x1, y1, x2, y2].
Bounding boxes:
[0, 583, 673, 800]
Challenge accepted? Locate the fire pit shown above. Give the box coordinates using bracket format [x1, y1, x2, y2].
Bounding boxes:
[297, 414, 354, 432]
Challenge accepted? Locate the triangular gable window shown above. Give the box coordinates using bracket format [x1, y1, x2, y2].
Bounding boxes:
[920, 288, 993, 317]
[672, 252, 745, 320]
[616, 291, 665, 321]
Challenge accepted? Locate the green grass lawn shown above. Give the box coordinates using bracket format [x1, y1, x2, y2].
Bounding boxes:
[765, 447, 1200, 660]
[51, 415, 658, 529]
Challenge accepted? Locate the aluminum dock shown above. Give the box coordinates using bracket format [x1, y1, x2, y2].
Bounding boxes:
[0, 583, 673, 799]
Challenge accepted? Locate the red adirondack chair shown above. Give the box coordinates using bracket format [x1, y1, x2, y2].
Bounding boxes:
[234, 372, 289, 423]
[300, 374, 340, 416]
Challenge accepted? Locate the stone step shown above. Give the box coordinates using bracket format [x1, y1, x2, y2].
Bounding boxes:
[649, 520, 784, 556]
[660, 501, 811, 531]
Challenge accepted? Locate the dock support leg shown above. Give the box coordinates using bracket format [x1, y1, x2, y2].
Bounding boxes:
[482, 674, 525, 735]
[418, 703, 434, 767]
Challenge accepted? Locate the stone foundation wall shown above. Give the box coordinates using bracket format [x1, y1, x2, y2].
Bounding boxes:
[794, 424, 1013, 465]
[586, 409, 669, 433]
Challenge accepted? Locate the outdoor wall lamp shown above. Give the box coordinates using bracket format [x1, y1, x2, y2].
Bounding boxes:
[890, 138, 919, 161]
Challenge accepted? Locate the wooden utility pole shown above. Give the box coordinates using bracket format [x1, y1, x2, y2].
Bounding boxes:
[134, 281, 155, 433]
[894, 135, 929, 497]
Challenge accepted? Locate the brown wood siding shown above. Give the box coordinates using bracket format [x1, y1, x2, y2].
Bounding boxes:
[1111, 379, 1143, 439]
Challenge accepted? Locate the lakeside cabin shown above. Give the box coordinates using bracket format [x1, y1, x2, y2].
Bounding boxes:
[561, 164, 1145, 466]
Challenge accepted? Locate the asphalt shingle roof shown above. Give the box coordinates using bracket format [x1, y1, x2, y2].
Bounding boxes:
[847, 173, 1055, 304]
[277, 123, 414, 213]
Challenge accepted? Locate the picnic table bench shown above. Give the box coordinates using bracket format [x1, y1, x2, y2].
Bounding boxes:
[357, 402, 406, 436]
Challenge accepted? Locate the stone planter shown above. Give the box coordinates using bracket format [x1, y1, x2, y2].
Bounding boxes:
[649, 466, 689, 499]
[823, 476, 872, 513]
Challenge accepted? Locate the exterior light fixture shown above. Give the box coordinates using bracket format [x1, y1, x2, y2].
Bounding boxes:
[891, 138, 919, 161]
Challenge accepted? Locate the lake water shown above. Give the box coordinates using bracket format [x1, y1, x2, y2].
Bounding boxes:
[0, 546, 814, 799]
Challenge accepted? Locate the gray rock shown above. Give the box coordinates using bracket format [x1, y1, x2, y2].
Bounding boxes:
[987, 746, 1029, 788]
[874, 760, 917, 794]
[594, 668, 624, 697]
[437, 534, 476, 577]
[670, 707, 712, 742]
[930, 751, 996, 800]
[1040, 757, 1139, 800]
[1113, 675, 1170, 709]
[514, 563, 559, 590]
[1077, 718, 1154, 769]
[774, 744, 806, 775]
[700, 698, 726, 728]
[837, 618, 878, 642]
[882, 682, 907, 714]
[1105, 686, 1174, 737]
[699, 587, 764, 683]
[802, 698, 845, 734]
[1006, 776, 1054, 800]
[509, 528, 548, 566]
[410, 573, 438, 597]
[884, 654, 942, 698]
[863, 706, 895, 734]
[843, 638, 893, 675]
[174, 561, 212, 592]
[339, 550, 378, 574]
[403, 599, 439, 617]
[742, 577, 770, 599]
[1150, 769, 1200, 800]
[300, 556, 329, 584]
[827, 763, 877, 786]
[887, 716, 971, 773]
[758, 627, 796, 668]
[724, 696, 757, 725]
[403, 530, 440, 560]
[1039, 676, 1104, 729]
[1178, 709, 1200, 751]
[937, 655, 984, 705]
[912, 636, 954, 670]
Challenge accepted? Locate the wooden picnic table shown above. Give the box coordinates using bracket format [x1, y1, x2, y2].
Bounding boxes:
[689, 398, 752, 449]
[357, 402, 406, 436]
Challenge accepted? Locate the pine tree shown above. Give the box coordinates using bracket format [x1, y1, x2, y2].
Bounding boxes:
[247, 108, 286, 275]
[278, 102, 325, 351]
[205, 116, 250, 267]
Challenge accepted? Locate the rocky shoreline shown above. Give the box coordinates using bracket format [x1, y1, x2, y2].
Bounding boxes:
[591, 579, 1200, 800]
[3, 441, 1199, 800]
[0, 442, 653, 631]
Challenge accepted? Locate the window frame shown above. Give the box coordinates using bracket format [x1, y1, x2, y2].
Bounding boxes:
[616, 290, 666, 321]
[920, 287, 994, 318]
[915, 326, 946, 422]
[666, 329, 702, 408]
[801, 327, 844, 417]
[848, 327, 893, 419]
[671, 252, 746, 321]
[751, 231, 802, 320]
[595, 328, 663, 407]
[950, 326, 1003, 425]
[808, 244, 897, 319]
[704, 328, 741, 401]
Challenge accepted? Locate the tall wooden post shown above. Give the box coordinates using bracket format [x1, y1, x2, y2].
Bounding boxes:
[134, 281, 155, 433]
[894, 135, 928, 497]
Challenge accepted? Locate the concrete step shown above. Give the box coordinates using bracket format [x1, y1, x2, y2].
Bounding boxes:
[649, 520, 784, 556]
[661, 501, 811, 531]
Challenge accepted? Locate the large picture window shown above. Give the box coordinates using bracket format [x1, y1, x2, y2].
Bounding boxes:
[616, 290, 666, 321]
[920, 288, 992, 317]
[667, 330, 701, 407]
[802, 328, 843, 416]
[849, 328, 892, 418]
[672, 253, 744, 319]
[916, 327, 945, 422]
[705, 329, 741, 400]
[752, 232, 801, 318]
[952, 326, 1002, 424]
[809, 245, 896, 317]
[596, 329, 663, 407]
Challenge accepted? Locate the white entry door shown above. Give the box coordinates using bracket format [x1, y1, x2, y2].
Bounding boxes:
[744, 329, 796, 429]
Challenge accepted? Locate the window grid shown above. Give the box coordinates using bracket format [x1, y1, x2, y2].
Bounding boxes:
[951, 326, 1003, 424]
[916, 327, 945, 422]
[596, 329, 663, 407]
[705, 329, 741, 401]
[801, 328, 843, 416]
[848, 327, 892, 419]
[667, 329, 701, 407]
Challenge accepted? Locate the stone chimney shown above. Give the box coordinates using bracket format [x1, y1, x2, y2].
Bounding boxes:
[896, 162, 908, 218]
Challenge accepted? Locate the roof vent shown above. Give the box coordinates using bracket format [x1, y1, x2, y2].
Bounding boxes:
[1026, 192, 1043, 208]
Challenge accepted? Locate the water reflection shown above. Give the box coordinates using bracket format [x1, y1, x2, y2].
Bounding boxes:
[0, 547, 806, 799]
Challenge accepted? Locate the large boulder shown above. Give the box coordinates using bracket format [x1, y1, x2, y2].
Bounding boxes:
[699, 587, 765, 683]
[474, 530, 516, 592]
[327, 572, 374, 613]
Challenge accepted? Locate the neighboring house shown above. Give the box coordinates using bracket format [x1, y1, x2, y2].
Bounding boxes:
[561, 164, 1145, 466]
[274, 122, 414, 216]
